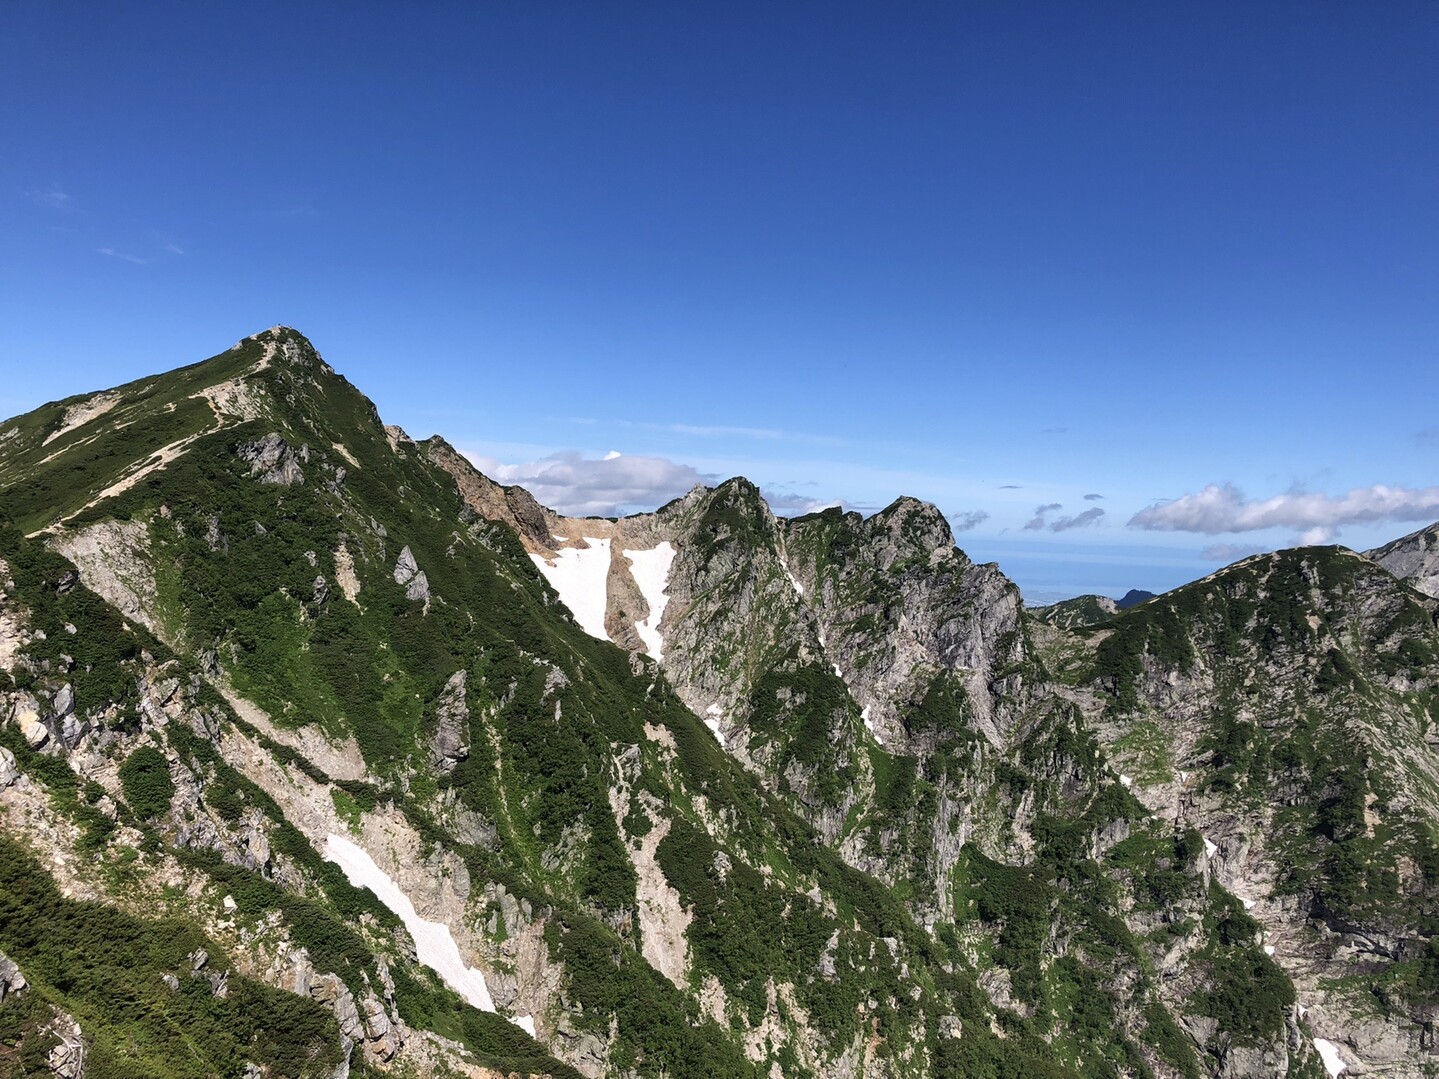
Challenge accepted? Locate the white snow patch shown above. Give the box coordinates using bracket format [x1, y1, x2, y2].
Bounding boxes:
[785, 567, 804, 596]
[551, 535, 568, 541]
[513, 1015, 537, 1037]
[1264, 944, 1276, 956]
[704, 704, 724, 742]
[1313, 1038, 1346, 1075]
[1119, 774, 1133, 788]
[1203, 835, 1218, 858]
[832, 663, 843, 677]
[323, 835, 499, 1014]
[530, 538, 612, 640]
[1238, 896, 1256, 910]
[861, 705, 883, 745]
[626, 542, 676, 660]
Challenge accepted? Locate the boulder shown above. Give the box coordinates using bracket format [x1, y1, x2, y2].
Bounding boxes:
[0, 949, 26, 1001]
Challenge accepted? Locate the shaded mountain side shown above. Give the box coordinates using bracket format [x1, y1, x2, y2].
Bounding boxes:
[4, 326, 1427, 1075]
[1117, 590, 1158, 610]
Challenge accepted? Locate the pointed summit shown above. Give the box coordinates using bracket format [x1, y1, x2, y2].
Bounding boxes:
[0, 327, 376, 534]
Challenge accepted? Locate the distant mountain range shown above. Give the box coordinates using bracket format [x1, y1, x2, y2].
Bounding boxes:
[1, 327, 1436, 1078]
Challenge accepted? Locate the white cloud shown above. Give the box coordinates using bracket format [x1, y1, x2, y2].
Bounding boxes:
[97, 247, 146, 265]
[466, 449, 715, 517]
[1129, 482, 1439, 537]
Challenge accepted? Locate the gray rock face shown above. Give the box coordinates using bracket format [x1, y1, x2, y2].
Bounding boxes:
[237, 432, 305, 485]
[359, 992, 402, 1061]
[52, 683, 89, 750]
[0, 747, 19, 789]
[783, 497, 1030, 750]
[392, 545, 430, 604]
[0, 949, 26, 1001]
[429, 670, 470, 773]
[52, 683, 74, 721]
[1367, 520, 1439, 599]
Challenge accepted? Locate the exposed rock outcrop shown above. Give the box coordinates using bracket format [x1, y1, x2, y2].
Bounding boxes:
[429, 670, 470, 773]
[393, 545, 430, 605]
[237, 432, 306, 486]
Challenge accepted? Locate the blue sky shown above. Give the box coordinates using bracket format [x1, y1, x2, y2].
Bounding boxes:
[3, 2, 1436, 600]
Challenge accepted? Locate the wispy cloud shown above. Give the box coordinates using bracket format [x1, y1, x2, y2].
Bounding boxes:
[28, 184, 72, 210]
[465, 449, 715, 517]
[97, 247, 147, 265]
[669, 423, 787, 440]
[999, 484, 1022, 490]
[1083, 492, 1104, 501]
[1024, 503, 1104, 532]
[950, 510, 989, 532]
[1129, 482, 1439, 543]
[1023, 502, 1064, 530]
[1050, 507, 1105, 532]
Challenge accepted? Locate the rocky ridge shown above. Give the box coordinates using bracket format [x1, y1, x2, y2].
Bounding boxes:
[2, 327, 1433, 1077]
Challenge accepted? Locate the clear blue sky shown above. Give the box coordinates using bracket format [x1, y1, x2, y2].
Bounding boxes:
[3, 2, 1436, 600]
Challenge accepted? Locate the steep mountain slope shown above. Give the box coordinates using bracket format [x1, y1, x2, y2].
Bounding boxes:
[1368, 522, 1439, 600]
[430, 430, 1338, 1075]
[4, 326, 1425, 1077]
[1076, 548, 1439, 1075]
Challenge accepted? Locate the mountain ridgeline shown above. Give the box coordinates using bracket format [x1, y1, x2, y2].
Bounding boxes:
[0, 327, 1435, 1078]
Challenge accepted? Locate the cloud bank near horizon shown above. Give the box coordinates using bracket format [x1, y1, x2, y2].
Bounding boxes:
[1130, 483, 1439, 544]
